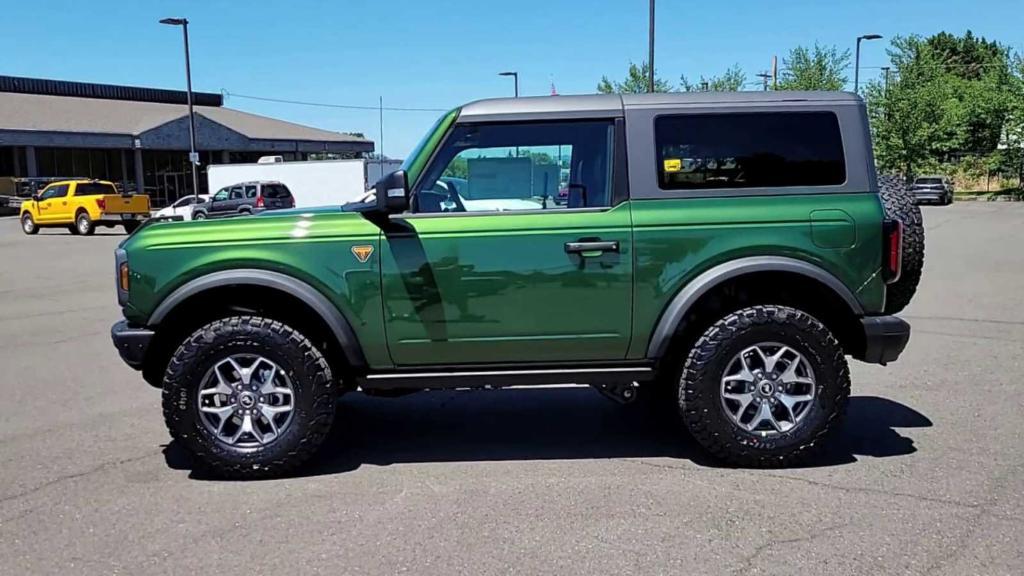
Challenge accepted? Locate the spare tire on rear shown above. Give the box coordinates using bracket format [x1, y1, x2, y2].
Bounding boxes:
[878, 175, 924, 314]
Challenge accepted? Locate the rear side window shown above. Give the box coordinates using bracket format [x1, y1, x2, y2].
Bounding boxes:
[261, 184, 291, 198]
[244, 185, 258, 199]
[74, 183, 117, 196]
[655, 112, 846, 191]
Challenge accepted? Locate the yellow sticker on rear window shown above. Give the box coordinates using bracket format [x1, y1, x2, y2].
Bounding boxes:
[663, 158, 682, 173]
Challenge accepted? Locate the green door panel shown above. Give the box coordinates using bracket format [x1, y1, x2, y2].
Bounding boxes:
[381, 203, 634, 365]
[626, 193, 885, 360]
[810, 209, 856, 249]
[121, 211, 393, 368]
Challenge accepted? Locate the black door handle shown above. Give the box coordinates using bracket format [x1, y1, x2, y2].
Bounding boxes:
[564, 241, 619, 254]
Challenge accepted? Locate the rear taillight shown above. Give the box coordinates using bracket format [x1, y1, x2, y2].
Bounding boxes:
[256, 195, 264, 208]
[96, 198, 106, 210]
[882, 219, 902, 283]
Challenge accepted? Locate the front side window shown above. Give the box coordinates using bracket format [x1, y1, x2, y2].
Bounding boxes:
[655, 112, 846, 191]
[39, 184, 69, 200]
[213, 189, 229, 201]
[415, 120, 614, 214]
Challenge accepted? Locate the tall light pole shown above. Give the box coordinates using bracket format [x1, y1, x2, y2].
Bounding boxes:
[499, 71, 519, 97]
[160, 17, 199, 201]
[854, 34, 882, 94]
[648, 0, 656, 92]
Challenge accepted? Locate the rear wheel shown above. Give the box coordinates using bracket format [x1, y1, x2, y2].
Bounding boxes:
[678, 305, 850, 468]
[193, 211, 206, 221]
[75, 211, 95, 236]
[162, 316, 336, 479]
[21, 213, 38, 235]
[878, 176, 924, 314]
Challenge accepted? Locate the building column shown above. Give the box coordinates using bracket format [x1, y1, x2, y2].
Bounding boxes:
[220, 150, 230, 164]
[12, 147, 20, 177]
[120, 150, 129, 192]
[133, 148, 144, 195]
[25, 146, 38, 177]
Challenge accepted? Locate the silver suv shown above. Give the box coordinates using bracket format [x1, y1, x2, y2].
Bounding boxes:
[910, 175, 953, 205]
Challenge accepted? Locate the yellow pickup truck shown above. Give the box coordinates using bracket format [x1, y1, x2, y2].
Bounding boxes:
[20, 180, 151, 235]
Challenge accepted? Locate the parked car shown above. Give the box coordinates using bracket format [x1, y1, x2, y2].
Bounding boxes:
[20, 179, 150, 235]
[152, 194, 210, 221]
[192, 181, 294, 219]
[112, 92, 924, 479]
[910, 175, 953, 205]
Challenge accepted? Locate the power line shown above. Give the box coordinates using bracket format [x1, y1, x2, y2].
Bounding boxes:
[221, 90, 448, 112]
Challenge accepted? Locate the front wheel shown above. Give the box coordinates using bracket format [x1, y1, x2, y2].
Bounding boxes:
[162, 316, 337, 479]
[678, 305, 850, 468]
[21, 213, 38, 235]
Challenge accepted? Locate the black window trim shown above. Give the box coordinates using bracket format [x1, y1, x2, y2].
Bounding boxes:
[400, 117, 628, 220]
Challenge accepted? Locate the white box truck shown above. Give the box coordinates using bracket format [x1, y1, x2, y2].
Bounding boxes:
[207, 158, 399, 209]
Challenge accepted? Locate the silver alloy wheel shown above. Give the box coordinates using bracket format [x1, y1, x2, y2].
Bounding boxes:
[22, 215, 34, 233]
[197, 354, 295, 448]
[77, 215, 90, 234]
[720, 342, 816, 435]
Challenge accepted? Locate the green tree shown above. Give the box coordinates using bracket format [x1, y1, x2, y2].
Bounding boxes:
[778, 43, 851, 91]
[597, 61, 673, 94]
[864, 32, 1021, 177]
[681, 64, 746, 92]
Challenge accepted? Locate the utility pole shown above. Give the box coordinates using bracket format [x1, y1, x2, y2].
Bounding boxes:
[756, 72, 771, 91]
[771, 55, 778, 90]
[379, 96, 384, 160]
[159, 17, 199, 201]
[881, 66, 891, 120]
[648, 0, 656, 92]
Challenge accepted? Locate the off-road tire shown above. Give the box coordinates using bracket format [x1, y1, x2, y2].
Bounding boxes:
[678, 305, 850, 468]
[162, 316, 336, 479]
[21, 213, 38, 235]
[878, 175, 924, 314]
[75, 210, 95, 236]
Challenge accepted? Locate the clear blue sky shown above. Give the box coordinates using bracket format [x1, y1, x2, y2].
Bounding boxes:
[1, 0, 1021, 157]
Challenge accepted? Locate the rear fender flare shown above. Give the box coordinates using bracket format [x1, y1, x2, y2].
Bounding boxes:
[646, 256, 863, 360]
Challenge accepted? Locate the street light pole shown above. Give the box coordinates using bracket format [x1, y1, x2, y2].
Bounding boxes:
[498, 71, 519, 97]
[854, 34, 882, 94]
[648, 0, 655, 93]
[160, 17, 200, 202]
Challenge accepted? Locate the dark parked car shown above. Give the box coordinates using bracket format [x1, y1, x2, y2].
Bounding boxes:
[193, 181, 295, 219]
[910, 176, 953, 205]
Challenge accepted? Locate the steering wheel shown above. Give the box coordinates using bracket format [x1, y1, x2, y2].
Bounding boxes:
[417, 180, 466, 213]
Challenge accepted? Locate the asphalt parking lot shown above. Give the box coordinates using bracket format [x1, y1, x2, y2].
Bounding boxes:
[1, 203, 1022, 575]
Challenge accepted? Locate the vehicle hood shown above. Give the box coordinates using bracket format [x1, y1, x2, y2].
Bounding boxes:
[122, 209, 378, 252]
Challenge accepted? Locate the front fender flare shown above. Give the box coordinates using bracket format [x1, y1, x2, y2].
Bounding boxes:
[148, 269, 366, 369]
[646, 256, 864, 360]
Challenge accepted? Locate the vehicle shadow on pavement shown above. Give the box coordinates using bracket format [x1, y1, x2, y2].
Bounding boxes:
[163, 390, 931, 480]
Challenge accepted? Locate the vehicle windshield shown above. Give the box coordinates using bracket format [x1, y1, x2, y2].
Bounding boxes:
[916, 178, 943, 184]
[400, 112, 451, 175]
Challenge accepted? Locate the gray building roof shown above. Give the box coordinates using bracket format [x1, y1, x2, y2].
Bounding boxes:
[0, 91, 370, 149]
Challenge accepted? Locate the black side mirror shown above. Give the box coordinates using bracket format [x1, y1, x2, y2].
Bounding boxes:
[31, 194, 40, 202]
[375, 170, 409, 214]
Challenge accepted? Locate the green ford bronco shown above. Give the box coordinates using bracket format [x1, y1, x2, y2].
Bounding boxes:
[111, 92, 923, 478]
